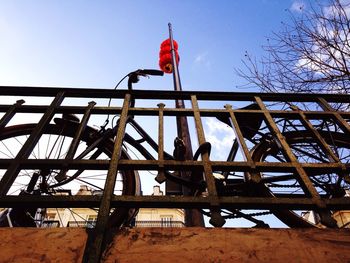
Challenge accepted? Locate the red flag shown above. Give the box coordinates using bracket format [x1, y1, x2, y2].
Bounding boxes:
[159, 38, 180, 73]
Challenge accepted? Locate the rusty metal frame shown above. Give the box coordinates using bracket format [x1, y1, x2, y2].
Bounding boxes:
[0, 86, 349, 262]
[0, 86, 348, 208]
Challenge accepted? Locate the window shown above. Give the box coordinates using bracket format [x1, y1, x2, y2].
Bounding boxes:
[160, 216, 173, 227]
[46, 213, 56, 220]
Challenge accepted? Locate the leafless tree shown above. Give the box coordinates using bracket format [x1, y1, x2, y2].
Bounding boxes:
[237, 0, 350, 97]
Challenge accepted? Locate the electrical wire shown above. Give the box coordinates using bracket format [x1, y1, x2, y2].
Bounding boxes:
[102, 73, 130, 129]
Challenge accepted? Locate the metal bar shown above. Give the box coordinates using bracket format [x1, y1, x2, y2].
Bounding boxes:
[0, 99, 25, 130]
[55, 101, 96, 182]
[0, 104, 349, 120]
[0, 91, 65, 196]
[85, 94, 131, 263]
[290, 105, 340, 163]
[65, 101, 96, 159]
[0, 158, 347, 173]
[224, 104, 254, 164]
[168, 24, 204, 227]
[127, 117, 162, 154]
[168, 23, 192, 152]
[0, 195, 349, 210]
[168, 23, 182, 94]
[317, 97, 350, 135]
[156, 103, 166, 183]
[191, 95, 223, 226]
[0, 86, 349, 102]
[254, 96, 325, 209]
[224, 104, 262, 183]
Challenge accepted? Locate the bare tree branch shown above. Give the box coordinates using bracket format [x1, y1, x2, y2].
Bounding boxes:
[236, 0, 350, 97]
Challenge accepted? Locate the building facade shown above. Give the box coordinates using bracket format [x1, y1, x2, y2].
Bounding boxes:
[134, 186, 185, 227]
[43, 185, 185, 228]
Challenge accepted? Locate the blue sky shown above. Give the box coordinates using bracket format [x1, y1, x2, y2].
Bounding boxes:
[0, 0, 301, 91]
[0, 0, 310, 227]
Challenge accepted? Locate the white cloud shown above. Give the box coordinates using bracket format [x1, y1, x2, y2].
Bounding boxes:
[194, 53, 206, 63]
[324, 0, 350, 17]
[194, 52, 211, 69]
[204, 118, 235, 160]
[290, 0, 305, 13]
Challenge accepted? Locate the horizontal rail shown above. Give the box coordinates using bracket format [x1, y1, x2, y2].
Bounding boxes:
[0, 86, 349, 102]
[0, 159, 348, 173]
[0, 104, 349, 119]
[0, 195, 349, 210]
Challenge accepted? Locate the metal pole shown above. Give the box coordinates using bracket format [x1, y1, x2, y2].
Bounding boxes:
[168, 23, 204, 227]
[168, 23, 182, 94]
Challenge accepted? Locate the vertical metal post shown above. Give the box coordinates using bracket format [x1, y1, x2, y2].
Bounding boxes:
[84, 94, 131, 263]
[168, 23, 182, 95]
[168, 23, 204, 226]
[168, 23, 193, 151]
[155, 103, 166, 183]
[191, 95, 225, 227]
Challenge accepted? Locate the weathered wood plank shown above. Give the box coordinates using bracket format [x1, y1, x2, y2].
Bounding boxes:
[0, 228, 87, 262]
[103, 228, 350, 263]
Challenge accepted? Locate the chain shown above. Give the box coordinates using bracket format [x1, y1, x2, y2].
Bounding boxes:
[239, 210, 272, 217]
[224, 210, 272, 219]
[201, 209, 272, 219]
[267, 183, 298, 188]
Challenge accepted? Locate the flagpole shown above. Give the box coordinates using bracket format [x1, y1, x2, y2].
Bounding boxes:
[168, 23, 182, 93]
[168, 23, 204, 227]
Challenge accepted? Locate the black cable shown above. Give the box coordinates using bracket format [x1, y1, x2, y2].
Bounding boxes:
[101, 73, 130, 129]
[102, 69, 163, 129]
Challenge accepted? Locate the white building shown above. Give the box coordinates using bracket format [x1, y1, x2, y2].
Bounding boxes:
[43, 185, 185, 228]
[134, 186, 185, 228]
[43, 185, 98, 227]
